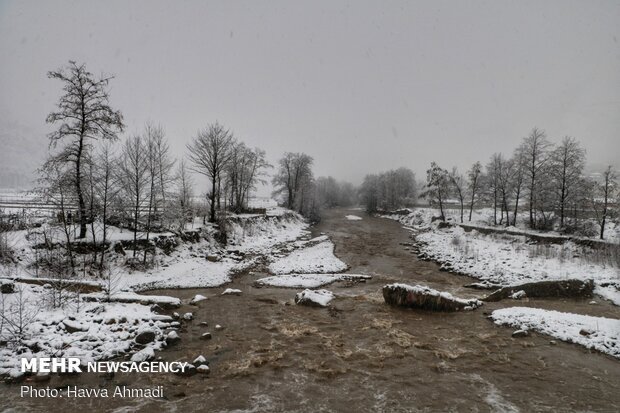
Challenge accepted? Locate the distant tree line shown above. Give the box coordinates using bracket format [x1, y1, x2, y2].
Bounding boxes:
[424, 128, 618, 239]
[359, 168, 417, 213]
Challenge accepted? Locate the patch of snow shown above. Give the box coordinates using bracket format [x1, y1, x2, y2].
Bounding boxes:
[491, 307, 620, 359]
[256, 273, 370, 288]
[268, 241, 347, 275]
[345, 215, 362, 221]
[221, 288, 242, 295]
[83, 291, 181, 307]
[225, 212, 309, 254]
[594, 284, 620, 306]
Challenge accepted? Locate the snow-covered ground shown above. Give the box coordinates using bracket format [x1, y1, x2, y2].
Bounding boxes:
[0, 282, 174, 378]
[384, 208, 620, 305]
[268, 240, 347, 275]
[225, 212, 309, 254]
[491, 307, 620, 359]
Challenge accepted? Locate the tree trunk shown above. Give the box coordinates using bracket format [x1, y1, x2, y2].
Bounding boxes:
[75, 136, 87, 239]
[209, 177, 217, 223]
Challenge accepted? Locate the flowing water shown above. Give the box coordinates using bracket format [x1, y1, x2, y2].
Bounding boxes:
[2, 208, 620, 412]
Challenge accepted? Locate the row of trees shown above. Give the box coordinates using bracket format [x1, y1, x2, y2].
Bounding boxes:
[186, 123, 270, 222]
[41, 61, 279, 274]
[359, 168, 417, 213]
[425, 128, 618, 239]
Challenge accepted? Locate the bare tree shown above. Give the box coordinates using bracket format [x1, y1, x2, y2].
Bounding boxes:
[0, 284, 40, 344]
[186, 123, 235, 222]
[550, 137, 586, 228]
[117, 135, 149, 257]
[46, 61, 124, 239]
[424, 162, 450, 220]
[591, 166, 618, 240]
[449, 167, 466, 223]
[510, 148, 526, 226]
[520, 128, 553, 228]
[272, 152, 314, 214]
[486, 154, 502, 225]
[225, 142, 271, 212]
[467, 161, 483, 222]
[175, 159, 194, 230]
[95, 143, 117, 273]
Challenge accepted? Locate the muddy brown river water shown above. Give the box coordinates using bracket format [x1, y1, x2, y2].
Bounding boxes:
[2, 208, 620, 412]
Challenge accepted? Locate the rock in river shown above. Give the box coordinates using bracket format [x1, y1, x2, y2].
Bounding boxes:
[383, 283, 483, 312]
[483, 279, 594, 302]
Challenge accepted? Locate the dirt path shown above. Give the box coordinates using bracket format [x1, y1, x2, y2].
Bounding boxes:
[2, 208, 620, 412]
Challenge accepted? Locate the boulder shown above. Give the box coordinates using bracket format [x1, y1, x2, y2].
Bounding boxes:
[0, 281, 15, 294]
[483, 279, 594, 302]
[200, 332, 212, 340]
[383, 283, 483, 311]
[183, 312, 194, 321]
[165, 331, 181, 346]
[131, 347, 155, 362]
[193, 355, 208, 366]
[174, 364, 197, 377]
[294, 289, 334, 307]
[190, 295, 207, 304]
[196, 365, 210, 374]
[135, 329, 156, 345]
[62, 319, 90, 333]
[221, 288, 242, 296]
[512, 329, 529, 338]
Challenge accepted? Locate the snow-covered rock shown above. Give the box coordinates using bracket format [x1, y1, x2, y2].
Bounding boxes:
[190, 294, 207, 304]
[193, 355, 208, 365]
[135, 327, 157, 344]
[62, 319, 89, 333]
[221, 288, 242, 296]
[295, 289, 334, 307]
[165, 330, 180, 345]
[131, 347, 155, 362]
[196, 364, 210, 374]
[484, 279, 594, 302]
[383, 283, 483, 311]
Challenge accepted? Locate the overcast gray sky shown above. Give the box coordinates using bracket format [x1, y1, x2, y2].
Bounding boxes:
[1, 0, 619, 191]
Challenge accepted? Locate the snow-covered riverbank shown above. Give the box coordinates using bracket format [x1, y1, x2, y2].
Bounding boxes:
[384, 208, 620, 305]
